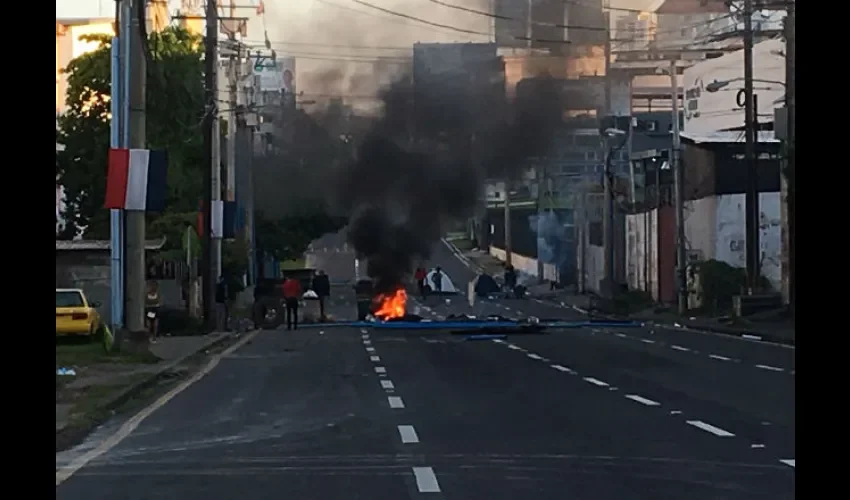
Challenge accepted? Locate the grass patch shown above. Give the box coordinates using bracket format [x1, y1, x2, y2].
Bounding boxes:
[56, 341, 160, 368]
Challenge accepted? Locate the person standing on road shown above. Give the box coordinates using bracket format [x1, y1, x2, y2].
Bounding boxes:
[282, 276, 303, 330]
[312, 270, 331, 321]
[414, 267, 427, 297]
[431, 267, 444, 293]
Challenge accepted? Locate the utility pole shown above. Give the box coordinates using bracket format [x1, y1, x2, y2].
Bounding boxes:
[226, 0, 238, 204]
[124, 0, 147, 336]
[525, 0, 533, 49]
[785, 2, 795, 317]
[670, 58, 687, 314]
[742, 0, 759, 294]
[202, 0, 219, 330]
[601, 11, 614, 298]
[536, 162, 546, 284]
[503, 175, 512, 267]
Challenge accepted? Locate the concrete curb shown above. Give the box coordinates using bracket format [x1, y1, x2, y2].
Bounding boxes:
[55, 331, 240, 452]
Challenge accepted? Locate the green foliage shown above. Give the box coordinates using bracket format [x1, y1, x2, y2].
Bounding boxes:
[255, 210, 346, 262]
[56, 28, 205, 239]
[693, 260, 746, 314]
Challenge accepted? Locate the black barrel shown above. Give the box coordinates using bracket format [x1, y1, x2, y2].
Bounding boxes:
[354, 279, 374, 320]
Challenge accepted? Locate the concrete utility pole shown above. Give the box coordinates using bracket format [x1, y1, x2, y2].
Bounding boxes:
[601, 11, 614, 298]
[742, 0, 759, 294]
[226, 0, 238, 204]
[784, 3, 795, 317]
[124, 0, 148, 335]
[202, 0, 219, 330]
[670, 58, 687, 314]
[536, 161, 546, 284]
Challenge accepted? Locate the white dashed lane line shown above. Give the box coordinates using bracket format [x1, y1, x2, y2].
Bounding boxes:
[780, 459, 795, 468]
[388, 396, 405, 408]
[374, 366, 387, 374]
[625, 394, 661, 406]
[526, 353, 545, 361]
[671, 345, 690, 352]
[686, 420, 735, 437]
[583, 377, 609, 387]
[366, 347, 375, 353]
[709, 354, 733, 361]
[551, 364, 575, 374]
[370, 355, 381, 362]
[413, 466, 441, 493]
[397, 425, 420, 444]
[755, 364, 784, 372]
[381, 380, 395, 390]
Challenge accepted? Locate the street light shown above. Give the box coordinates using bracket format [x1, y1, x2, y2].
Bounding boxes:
[705, 77, 785, 93]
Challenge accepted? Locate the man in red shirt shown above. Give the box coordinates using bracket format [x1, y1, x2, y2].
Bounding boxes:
[282, 276, 303, 330]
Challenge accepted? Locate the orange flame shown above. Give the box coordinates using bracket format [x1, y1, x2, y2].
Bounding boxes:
[373, 288, 407, 320]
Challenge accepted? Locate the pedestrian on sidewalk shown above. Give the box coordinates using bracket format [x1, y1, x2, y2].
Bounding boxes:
[215, 275, 229, 331]
[312, 270, 331, 321]
[145, 280, 162, 343]
[504, 265, 517, 294]
[282, 276, 303, 330]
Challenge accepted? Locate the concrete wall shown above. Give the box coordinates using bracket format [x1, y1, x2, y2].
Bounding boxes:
[625, 209, 659, 300]
[489, 246, 558, 282]
[682, 192, 783, 291]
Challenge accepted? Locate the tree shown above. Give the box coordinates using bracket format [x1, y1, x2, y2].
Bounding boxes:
[255, 209, 346, 263]
[56, 27, 205, 240]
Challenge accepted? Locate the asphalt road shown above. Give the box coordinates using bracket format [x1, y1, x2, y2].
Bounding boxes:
[56, 241, 795, 499]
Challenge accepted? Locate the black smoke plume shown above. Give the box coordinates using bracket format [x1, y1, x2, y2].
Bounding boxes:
[335, 73, 562, 293]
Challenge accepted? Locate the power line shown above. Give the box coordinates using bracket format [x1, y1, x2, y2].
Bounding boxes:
[428, 0, 606, 31]
[242, 39, 412, 51]
[310, 0, 482, 39]
[349, 0, 490, 36]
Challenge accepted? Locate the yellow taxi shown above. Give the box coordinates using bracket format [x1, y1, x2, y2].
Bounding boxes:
[56, 288, 102, 337]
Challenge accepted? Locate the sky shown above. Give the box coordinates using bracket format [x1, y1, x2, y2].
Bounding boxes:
[57, 1, 660, 21]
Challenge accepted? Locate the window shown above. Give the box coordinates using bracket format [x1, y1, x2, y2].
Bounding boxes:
[56, 291, 85, 308]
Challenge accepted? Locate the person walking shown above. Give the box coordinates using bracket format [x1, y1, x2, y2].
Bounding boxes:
[282, 275, 303, 330]
[145, 280, 162, 343]
[312, 270, 331, 321]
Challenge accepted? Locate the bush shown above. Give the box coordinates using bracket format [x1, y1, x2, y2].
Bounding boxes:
[693, 260, 745, 314]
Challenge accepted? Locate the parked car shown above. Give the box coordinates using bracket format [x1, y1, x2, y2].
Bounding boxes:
[56, 288, 102, 338]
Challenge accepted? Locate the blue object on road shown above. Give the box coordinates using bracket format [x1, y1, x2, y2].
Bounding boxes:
[464, 334, 507, 341]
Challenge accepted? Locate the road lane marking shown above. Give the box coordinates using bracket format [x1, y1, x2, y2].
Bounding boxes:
[381, 380, 395, 390]
[363, 340, 371, 345]
[625, 394, 661, 406]
[551, 364, 576, 374]
[375, 366, 387, 374]
[615, 333, 627, 338]
[388, 396, 405, 408]
[709, 354, 732, 361]
[370, 355, 381, 362]
[742, 334, 762, 340]
[413, 467, 441, 493]
[686, 420, 735, 437]
[366, 347, 375, 352]
[640, 338, 656, 344]
[583, 377, 609, 387]
[670, 410, 682, 415]
[507, 344, 521, 350]
[360, 328, 368, 334]
[755, 364, 784, 372]
[492, 339, 505, 344]
[527, 353, 544, 360]
[361, 334, 369, 339]
[780, 459, 795, 468]
[56, 330, 259, 486]
[671, 345, 690, 352]
[398, 425, 420, 444]
[751, 444, 765, 448]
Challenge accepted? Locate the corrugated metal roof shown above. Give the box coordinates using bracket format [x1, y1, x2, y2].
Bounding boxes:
[56, 238, 167, 251]
[680, 130, 779, 144]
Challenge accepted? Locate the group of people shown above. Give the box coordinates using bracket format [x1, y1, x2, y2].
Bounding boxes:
[277, 270, 331, 330]
[414, 266, 444, 297]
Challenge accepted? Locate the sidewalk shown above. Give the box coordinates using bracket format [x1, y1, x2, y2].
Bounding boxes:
[454, 243, 796, 346]
[56, 332, 232, 439]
